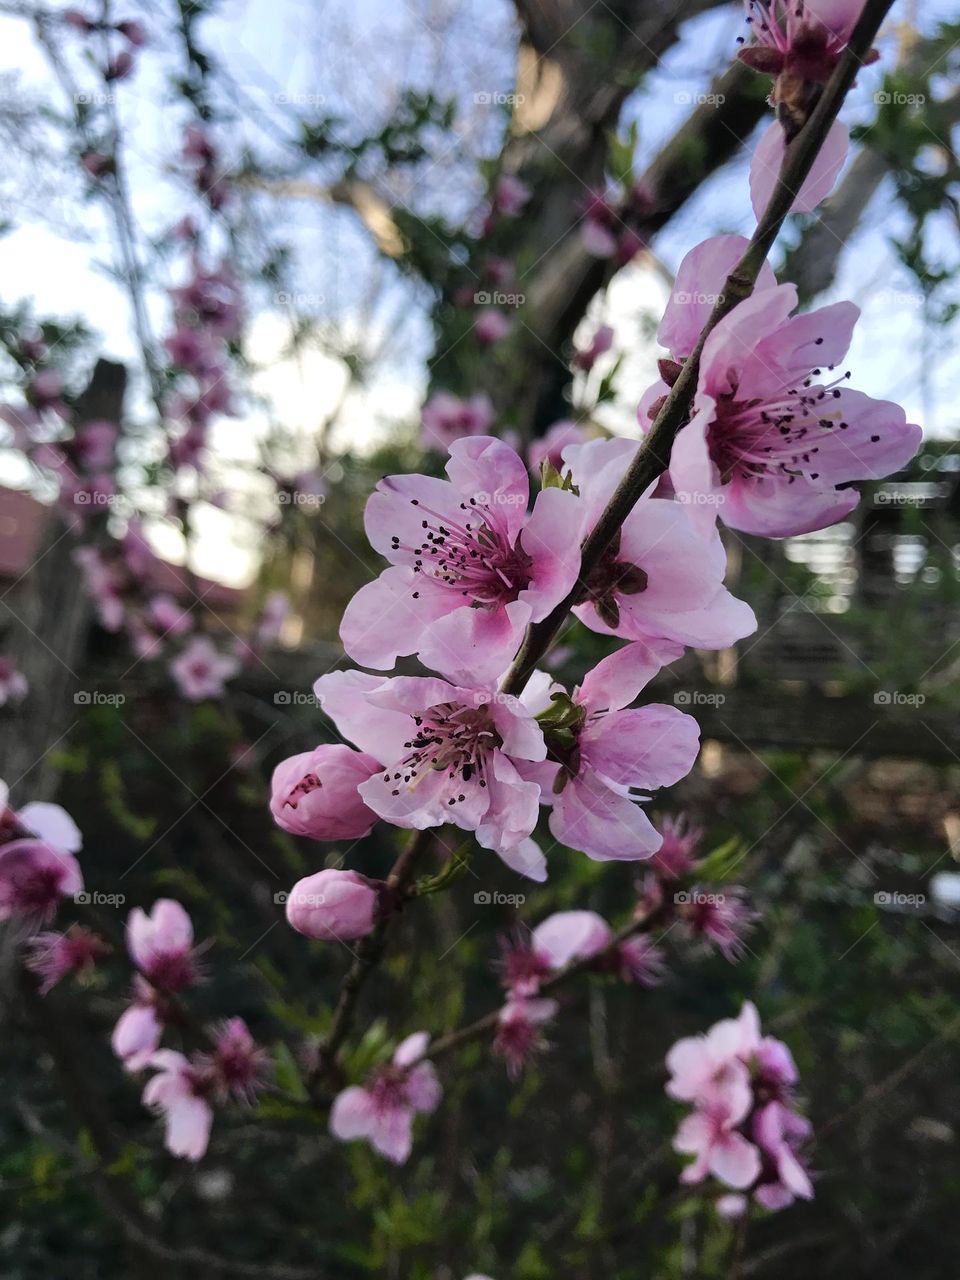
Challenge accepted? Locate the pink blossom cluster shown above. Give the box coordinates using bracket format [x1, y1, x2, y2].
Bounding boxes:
[578, 180, 653, 263]
[667, 1001, 813, 1213]
[494, 909, 665, 1078]
[330, 1031, 442, 1164]
[0, 779, 83, 925]
[111, 898, 267, 1160]
[63, 8, 146, 83]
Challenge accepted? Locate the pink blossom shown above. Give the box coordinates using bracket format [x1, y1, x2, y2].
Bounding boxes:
[203, 1018, 268, 1101]
[666, 1002, 813, 1207]
[677, 887, 757, 961]
[420, 392, 494, 452]
[0, 658, 28, 707]
[74, 547, 125, 631]
[147, 594, 194, 638]
[112, 995, 163, 1072]
[738, 0, 872, 83]
[497, 931, 553, 997]
[752, 1102, 814, 1206]
[532, 910, 613, 969]
[170, 258, 243, 339]
[749, 117, 848, 219]
[142, 1050, 213, 1161]
[616, 934, 666, 986]
[650, 814, 702, 879]
[330, 1031, 441, 1164]
[26, 925, 108, 994]
[474, 309, 512, 346]
[74, 419, 117, 470]
[521, 641, 700, 862]
[674, 1095, 762, 1190]
[654, 235, 778, 362]
[270, 745, 381, 841]
[313, 670, 547, 875]
[493, 996, 556, 1079]
[563, 437, 757, 647]
[104, 49, 135, 81]
[256, 591, 290, 646]
[63, 8, 92, 31]
[0, 840, 83, 923]
[579, 190, 619, 258]
[127, 899, 196, 991]
[117, 18, 147, 46]
[573, 324, 614, 372]
[170, 636, 240, 700]
[666, 1002, 760, 1109]
[665, 282, 922, 537]
[163, 327, 221, 376]
[339, 437, 581, 683]
[285, 868, 382, 942]
[527, 420, 587, 474]
[493, 175, 531, 217]
[80, 151, 112, 179]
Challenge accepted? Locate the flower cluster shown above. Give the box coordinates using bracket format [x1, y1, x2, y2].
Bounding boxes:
[0, 779, 83, 924]
[494, 909, 665, 1078]
[330, 1031, 442, 1164]
[667, 1001, 813, 1212]
[111, 899, 267, 1160]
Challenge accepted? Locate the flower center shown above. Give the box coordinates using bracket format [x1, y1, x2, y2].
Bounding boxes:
[394, 495, 533, 609]
[383, 701, 501, 804]
[708, 359, 853, 486]
[580, 531, 648, 629]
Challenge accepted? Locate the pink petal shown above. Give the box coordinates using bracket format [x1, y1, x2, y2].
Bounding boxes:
[750, 118, 848, 220]
[18, 802, 82, 853]
[658, 234, 778, 359]
[584, 705, 700, 790]
[532, 910, 612, 968]
[329, 1086, 376, 1141]
[577, 638, 684, 713]
[551, 774, 661, 861]
[496, 836, 548, 882]
[710, 1131, 761, 1189]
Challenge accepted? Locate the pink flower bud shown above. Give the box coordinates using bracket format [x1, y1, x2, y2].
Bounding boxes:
[126, 899, 196, 990]
[285, 868, 382, 942]
[270, 745, 381, 841]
